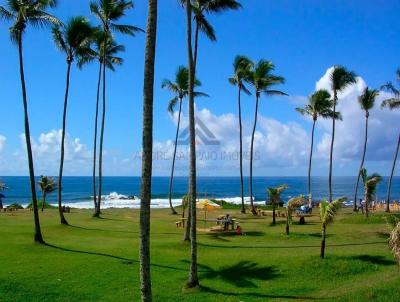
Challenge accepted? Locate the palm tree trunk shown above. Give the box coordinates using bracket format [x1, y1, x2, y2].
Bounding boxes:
[183, 201, 191, 241]
[186, 0, 199, 288]
[168, 98, 182, 215]
[57, 59, 72, 226]
[365, 187, 369, 218]
[193, 22, 199, 74]
[139, 1, 157, 300]
[328, 93, 337, 203]
[17, 33, 44, 244]
[308, 119, 316, 202]
[354, 113, 368, 212]
[95, 52, 107, 218]
[386, 132, 400, 212]
[286, 214, 289, 235]
[320, 224, 326, 258]
[41, 192, 46, 212]
[92, 62, 102, 210]
[238, 85, 245, 214]
[272, 200, 276, 225]
[249, 95, 259, 215]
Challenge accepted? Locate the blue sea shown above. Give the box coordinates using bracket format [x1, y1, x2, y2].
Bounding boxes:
[0, 176, 399, 208]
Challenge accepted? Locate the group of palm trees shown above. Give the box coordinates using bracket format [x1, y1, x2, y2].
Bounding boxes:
[0, 0, 143, 233]
[1, 0, 400, 300]
[296, 67, 400, 213]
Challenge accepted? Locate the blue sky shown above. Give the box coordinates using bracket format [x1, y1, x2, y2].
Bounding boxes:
[0, 0, 399, 176]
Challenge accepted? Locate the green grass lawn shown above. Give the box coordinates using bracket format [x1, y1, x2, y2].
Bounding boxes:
[0, 207, 399, 301]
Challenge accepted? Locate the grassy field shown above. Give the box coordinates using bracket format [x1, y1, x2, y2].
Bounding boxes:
[0, 207, 399, 301]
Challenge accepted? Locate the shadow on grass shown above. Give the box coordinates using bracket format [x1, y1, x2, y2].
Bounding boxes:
[200, 286, 325, 300]
[351, 255, 395, 266]
[198, 241, 387, 249]
[69, 224, 138, 234]
[206, 231, 266, 242]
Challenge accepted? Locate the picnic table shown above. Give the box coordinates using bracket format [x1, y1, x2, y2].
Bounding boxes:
[175, 217, 239, 230]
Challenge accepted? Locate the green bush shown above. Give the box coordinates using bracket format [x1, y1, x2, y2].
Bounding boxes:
[6, 203, 24, 209]
[26, 200, 56, 209]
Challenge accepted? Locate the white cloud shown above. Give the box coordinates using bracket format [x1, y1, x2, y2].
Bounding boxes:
[0, 135, 5, 152]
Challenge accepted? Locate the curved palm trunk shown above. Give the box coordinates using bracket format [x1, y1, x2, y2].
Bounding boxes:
[308, 119, 316, 203]
[92, 62, 103, 210]
[139, 1, 157, 300]
[320, 224, 326, 258]
[18, 33, 44, 243]
[57, 60, 72, 226]
[186, 0, 199, 288]
[238, 86, 245, 214]
[386, 132, 400, 212]
[249, 95, 260, 215]
[354, 113, 369, 212]
[168, 99, 182, 215]
[95, 54, 107, 218]
[41, 191, 46, 212]
[328, 93, 337, 203]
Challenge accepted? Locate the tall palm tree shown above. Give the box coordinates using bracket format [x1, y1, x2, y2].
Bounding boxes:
[267, 184, 288, 225]
[90, 0, 143, 218]
[353, 88, 379, 212]
[381, 69, 400, 212]
[162, 66, 208, 215]
[285, 195, 305, 235]
[229, 55, 253, 214]
[37, 176, 57, 212]
[0, 0, 60, 244]
[79, 29, 126, 213]
[296, 90, 340, 205]
[185, 0, 199, 289]
[0, 181, 8, 210]
[52, 17, 95, 225]
[328, 66, 356, 203]
[360, 168, 382, 218]
[320, 197, 347, 258]
[139, 1, 157, 300]
[248, 60, 287, 215]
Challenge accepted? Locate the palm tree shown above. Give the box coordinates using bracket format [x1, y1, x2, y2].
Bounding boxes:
[52, 17, 95, 225]
[0, 181, 8, 210]
[353, 88, 379, 212]
[185, 0, 199, 289]
[79, 29, 126, 213]
[267, 184, 288, 225]
[248, 60, 287, 215]
[37, 176, 57, 212]
[328, 66, 356, 203]
[360, 168, 382, 218]
[0, 0, 60, 244]
[296, 90, 340, 205]
[285, 195, 305, 235]
[381, 69, 400, 212]
[229, 55, 253, 214]
[139, 1, 157, 300]
[320, 197, 347, 258]
[162, 66, 208, 215]
[182, 0, 242, 71]
[90, 0, 143, 218]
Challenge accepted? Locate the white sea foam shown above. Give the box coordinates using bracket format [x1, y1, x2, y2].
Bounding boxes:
[48, 192, 264, 209]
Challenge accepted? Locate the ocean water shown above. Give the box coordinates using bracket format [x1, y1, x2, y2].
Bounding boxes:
[0, 176, 399, 209]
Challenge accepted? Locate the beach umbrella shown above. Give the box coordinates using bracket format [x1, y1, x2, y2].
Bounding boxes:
[196, 199, 220, 224]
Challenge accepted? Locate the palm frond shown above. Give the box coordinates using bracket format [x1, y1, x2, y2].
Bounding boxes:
[0, 6, 14, 21]
[358, 87, 379, 112]
[381, 98, 400, 110]
[320, 197, 347, 225]
[331, 65, 357, 92]
[196, 14, 216, 41]
[389, 222, 400, 266]
[167, 96, 179, 114]
[109, 23, 144, 35]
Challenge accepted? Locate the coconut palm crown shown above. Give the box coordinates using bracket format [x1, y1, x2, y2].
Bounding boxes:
[381, 69, 400, 110]
[296, 90, 341, 121]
